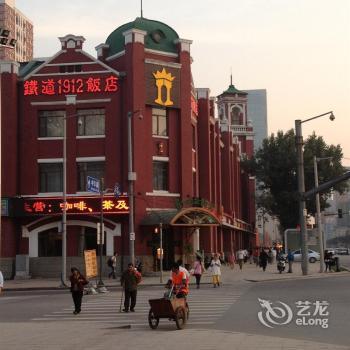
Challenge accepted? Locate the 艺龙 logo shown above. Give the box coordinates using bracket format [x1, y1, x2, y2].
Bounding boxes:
[257, 298, 293, 328]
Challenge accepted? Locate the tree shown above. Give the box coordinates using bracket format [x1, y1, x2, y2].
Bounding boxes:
[242, 129, 348, 232]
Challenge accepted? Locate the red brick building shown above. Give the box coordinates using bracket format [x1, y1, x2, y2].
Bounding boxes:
[0, 17, 256, 278]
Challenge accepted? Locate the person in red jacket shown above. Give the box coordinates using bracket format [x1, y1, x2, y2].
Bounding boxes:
[69, 267, 88, 315]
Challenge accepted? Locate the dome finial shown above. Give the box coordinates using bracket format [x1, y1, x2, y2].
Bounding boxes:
[141, 0, 143, 18]
[230, 67, 233, 86]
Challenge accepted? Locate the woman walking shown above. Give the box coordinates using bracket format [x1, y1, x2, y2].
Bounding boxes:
[193, 256, 205, 289]
[210, 253, 222, 287]
[69, 267, 88, 315]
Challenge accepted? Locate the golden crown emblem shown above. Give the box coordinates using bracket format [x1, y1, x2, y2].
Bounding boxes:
[153, 68, 175, 82]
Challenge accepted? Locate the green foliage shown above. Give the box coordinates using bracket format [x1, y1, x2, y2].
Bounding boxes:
[243, 129, 348, 231]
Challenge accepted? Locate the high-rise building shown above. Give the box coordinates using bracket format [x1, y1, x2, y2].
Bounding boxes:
[0, 0, 33, 62]
[244, 89, 268, 151]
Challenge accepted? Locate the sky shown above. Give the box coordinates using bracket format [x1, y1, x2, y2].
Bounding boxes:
[16, 0, 350, 166]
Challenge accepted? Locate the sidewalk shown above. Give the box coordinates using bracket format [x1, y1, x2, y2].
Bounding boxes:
[3, 261, 349, 291]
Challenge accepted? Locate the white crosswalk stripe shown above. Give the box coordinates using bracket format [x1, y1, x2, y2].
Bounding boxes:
[31, 286, 243, 328]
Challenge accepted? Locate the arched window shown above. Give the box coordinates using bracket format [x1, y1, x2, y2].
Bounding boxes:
[218, 107, 224, 121]
[231, 106, 241, 125]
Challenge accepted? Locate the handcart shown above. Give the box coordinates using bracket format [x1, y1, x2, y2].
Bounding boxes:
[148, 286, 189, 330]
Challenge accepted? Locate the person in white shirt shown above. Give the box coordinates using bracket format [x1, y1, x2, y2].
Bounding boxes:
[0, 270, 4, 294]
[237, 249, 245, 270]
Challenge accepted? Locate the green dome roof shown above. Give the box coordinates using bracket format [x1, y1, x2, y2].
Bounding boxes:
[106, 17, 179, 57]
[220, 84, 248, 96]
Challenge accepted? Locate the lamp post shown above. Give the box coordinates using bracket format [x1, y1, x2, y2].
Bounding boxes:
[127, 110, 142, 265]
[313, 156, 333, 273]
[60, 95, 77, 286]
[0, 29, 16, 271]
[295, 111, 334, 276]
[159, 223, 163, 283]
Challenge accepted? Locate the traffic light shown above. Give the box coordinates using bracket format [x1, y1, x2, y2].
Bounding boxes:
[338, 209, 343, 218]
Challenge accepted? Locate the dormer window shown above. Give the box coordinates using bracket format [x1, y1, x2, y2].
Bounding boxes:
[150, 29, 165, 44]
[59, 34, 86, 50]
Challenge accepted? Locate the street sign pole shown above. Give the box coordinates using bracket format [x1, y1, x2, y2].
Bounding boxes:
[97, 178, 106, 291]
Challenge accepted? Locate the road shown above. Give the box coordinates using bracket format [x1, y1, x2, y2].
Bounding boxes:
[1, 275, 349, 350]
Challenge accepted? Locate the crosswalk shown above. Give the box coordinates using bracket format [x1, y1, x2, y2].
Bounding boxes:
[31, 285, 243, 328]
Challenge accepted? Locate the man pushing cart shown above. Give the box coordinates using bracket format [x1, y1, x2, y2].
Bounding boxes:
[148, 263, 190, 330]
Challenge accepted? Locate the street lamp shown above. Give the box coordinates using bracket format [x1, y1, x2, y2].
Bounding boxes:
[127, 110, 142, 266]
[154, 223, 164, 283]
[313, 156, 333, 273]
[295, 111, 334, 276]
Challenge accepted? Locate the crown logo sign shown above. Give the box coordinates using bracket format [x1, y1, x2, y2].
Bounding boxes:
[153, 68, 175, 106]
[153, 68, 175, 82]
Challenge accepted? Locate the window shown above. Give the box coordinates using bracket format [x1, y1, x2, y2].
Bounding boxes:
[231, 106, 241, 125]
[153, 161, 168, 191]
[39, 110, 64, 137]
[152, 108, 167, 136]
[77, 109, 105, 136]
[39, 163, 63, 192]
[77, 162, 105, 191]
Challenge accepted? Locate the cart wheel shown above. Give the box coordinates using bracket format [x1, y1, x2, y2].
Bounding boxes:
[148, 309, 159, 329]
[185, 302, 189, 320]
[175, 306, 187, 330]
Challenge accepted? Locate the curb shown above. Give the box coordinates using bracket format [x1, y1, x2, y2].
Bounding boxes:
[3, 269, 349, 292]
[244, 270, 350, 283]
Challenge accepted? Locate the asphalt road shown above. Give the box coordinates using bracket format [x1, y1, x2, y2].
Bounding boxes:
[0, 276, 349, 349]
[215, 274, 350, 347]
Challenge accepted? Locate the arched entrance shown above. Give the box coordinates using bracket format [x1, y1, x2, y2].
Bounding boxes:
[23, 218, 120, 257]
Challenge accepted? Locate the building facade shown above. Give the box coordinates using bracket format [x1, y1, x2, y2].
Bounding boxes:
[0, 17, 256, 278]
[0, 0, 33, 62]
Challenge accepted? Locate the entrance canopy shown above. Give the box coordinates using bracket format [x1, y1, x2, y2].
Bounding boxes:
[140, 208, 221, 227]
[171, 207, 220, 226]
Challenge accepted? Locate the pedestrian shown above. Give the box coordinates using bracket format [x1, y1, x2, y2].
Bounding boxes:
[287, 249, 294, 273]
[259, 249, 269, 272]
[107, 252, 118, 279]
[268, 248, 274, 264]
[136, 258, 143, 274]
[0, 270, 4, 295]
[253, 248, 260, 267]
[193, 255, 204, 289]
[69, 267, 88, 315]
[248, 249, 253, 264]
[176, 259, 190, 282]
[210, 253, 221, 287]
[228, 251, 235, 269]
[324, 250, 332, 272]
[167, 263, 189, 298]
[236, 249, 245, 270]
[120, 263, 141, 312]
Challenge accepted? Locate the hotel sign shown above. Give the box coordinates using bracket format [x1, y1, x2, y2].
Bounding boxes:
[23, 75, 119, 96]
[20, 195, 129, 216]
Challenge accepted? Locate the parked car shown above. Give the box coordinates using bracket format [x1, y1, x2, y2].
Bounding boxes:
[335, 247, 349, 255]
[291, 249, 320, 263]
